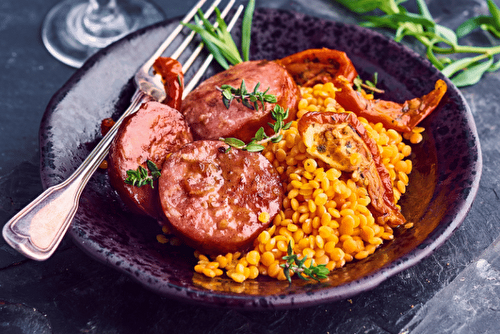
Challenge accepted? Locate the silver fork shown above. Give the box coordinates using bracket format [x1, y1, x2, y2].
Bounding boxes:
[2, 0, 244, 261]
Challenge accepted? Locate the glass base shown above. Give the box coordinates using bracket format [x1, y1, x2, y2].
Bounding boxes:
[42, 0, 164, 68]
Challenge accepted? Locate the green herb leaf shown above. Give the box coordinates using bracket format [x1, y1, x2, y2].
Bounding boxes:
[146, 160, 161, 179]
[456, 16, 495, 38]
[334, 0, 401, 14]
[362, 13, 434, 30]
[283, 121, 293, 130]
[221, 137, 246, 148]
[217, 82, 277, 111]
[488, 57, 500, 72]
[354, 73, 385, 94]
[183, 21, 231, 70]
[241, 0, 255, 62]
[488, 0, 500, 28]
[183, 8, 242, 69]
[264, 94, 277, 103]
[222, 88, 233, 100]
[271, 134, 283, 143]
[482, 23, 500, 38]
[335, 0, 500, 87]
[242, 98, 254, 110]
[218, 104, 290, 152]
[183, 1, 256, 69]
[435, 24, 458, 46]
[254, 127, 266, 141]
[124, 160, 160, 188]
[280, 241, 330, 283]
[245, 143, 266, 152]
[416, 0, 432, 20]
[441, 56, 482, 77]
[360, 15, 401, 30]
[451, 56, 494, 87]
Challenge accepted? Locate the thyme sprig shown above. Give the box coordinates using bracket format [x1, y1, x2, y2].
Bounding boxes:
[353, 72, 385, 94]
[335, 0, 500, 87]
[219, 104, 292, 152]
[281, 242, 330, 283]
[218, 80, 278, 110]
[124, 160, 161, 188]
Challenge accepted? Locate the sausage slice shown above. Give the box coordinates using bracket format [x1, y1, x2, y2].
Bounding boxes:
[180, 60, 299, 142]
[108, 101, 193, 218]
[158, 140, 284, 255]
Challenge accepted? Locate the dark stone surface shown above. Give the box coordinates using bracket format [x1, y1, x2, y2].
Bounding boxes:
[1, 0, 500, 332]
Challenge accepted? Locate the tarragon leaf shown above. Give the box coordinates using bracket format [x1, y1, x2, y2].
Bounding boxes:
[456, 16, 495, 38]
[451, 56, 494, 87]
[487, 0, 500, 28]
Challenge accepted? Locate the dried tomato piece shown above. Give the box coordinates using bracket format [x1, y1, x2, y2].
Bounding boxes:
[298, 111, 405, 227]
[100, 117, 115, 136]
[153, 57, 184, 110]
[276, 48, 358, 86]
[333, 76, 447, 132]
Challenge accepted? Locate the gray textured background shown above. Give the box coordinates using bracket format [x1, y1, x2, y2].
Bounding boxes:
[1, 0, 499, 333]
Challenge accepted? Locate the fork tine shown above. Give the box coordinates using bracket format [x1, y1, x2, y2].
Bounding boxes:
[183, 4, 245, 97]
[180, 0, 236, 74]
[170, 0, 223, 60]
[136, 0, 208, 83]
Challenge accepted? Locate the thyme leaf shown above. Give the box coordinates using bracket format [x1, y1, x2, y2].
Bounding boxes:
[124, 159, 161, 188]
[353, 72, 385, 94]
[219, 104, 289, 152]
[281, 242, 330, 283]
[217, 80, 278, 111]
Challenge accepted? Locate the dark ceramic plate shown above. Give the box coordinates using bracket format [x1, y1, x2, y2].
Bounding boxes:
[40, 8, 482, 309]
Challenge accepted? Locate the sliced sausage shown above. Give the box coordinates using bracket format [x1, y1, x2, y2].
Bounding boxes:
[180, 60, 300, 143]
[108, 101, 193, 218]
[158, 140, 284, 255]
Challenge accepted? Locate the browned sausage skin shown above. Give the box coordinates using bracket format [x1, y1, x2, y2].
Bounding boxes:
[108, 101, 193, 219]
[180, 60, 300, 143]
[158, 140, 284, 255]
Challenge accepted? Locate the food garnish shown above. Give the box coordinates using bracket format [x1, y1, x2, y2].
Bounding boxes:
[241, 0, 255, 62]
[183, 0, 255, 69]
[353, 72, 385, 94]
[335, 0, 500, 87]
[281, 242, 330, 283]
[124, 160, 161, 188]
[219, 104, 292, 152]
[218, 80, 278, 110]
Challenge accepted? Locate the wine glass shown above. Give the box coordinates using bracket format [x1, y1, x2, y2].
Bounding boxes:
[42, 0, 165, 68]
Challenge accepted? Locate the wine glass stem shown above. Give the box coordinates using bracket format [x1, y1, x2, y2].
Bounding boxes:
[87, 0, 118, 22]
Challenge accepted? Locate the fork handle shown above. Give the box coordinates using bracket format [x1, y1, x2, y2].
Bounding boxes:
[2, 90, 147, 261]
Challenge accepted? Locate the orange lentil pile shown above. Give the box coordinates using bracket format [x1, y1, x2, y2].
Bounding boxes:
[182, 82, 424, 283]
